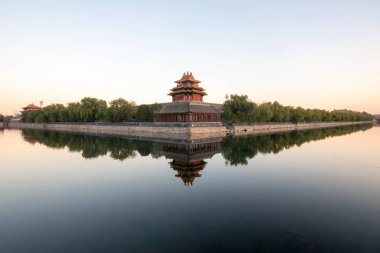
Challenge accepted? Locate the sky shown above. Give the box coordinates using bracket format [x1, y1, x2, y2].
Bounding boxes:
[0, 0, 379, 115]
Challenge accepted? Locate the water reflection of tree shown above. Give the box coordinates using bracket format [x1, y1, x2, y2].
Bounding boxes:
[107, 139, 137, 160]
[221, 124, 372, 166]
[21, 124, 372, 164]
[21, 130, 157, 160]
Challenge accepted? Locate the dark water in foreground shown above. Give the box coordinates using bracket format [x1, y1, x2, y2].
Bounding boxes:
[1, 125, 380, 252]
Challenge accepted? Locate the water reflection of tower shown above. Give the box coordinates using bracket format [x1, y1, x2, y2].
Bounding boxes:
[155, 140, 221, 186]
[171, 158, 207, 186]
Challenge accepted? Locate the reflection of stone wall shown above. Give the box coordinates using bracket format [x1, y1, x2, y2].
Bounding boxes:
[233, 121, 372, 135]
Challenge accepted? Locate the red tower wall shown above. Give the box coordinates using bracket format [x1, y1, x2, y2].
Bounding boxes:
[173, 94, 203, 102]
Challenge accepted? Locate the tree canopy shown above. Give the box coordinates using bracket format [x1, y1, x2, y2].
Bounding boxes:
[222, 94, 373, 124]
[106, 98, 136, 122]
[21, 94, 372, 124]
[22, 97, 142, 123]
[135, 103, 162, 121]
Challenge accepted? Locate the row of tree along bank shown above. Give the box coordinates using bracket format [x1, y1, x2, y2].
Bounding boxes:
[222, 95, 373, 123]
[22, 97, 162, 123]
[21, 95, 373, 124]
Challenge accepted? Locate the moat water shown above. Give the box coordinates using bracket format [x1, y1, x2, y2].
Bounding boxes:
[0, 125, 379, 252]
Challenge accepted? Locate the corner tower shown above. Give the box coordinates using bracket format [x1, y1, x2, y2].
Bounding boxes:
[155, 72, 221, 123]
[169, 72, 207, 102]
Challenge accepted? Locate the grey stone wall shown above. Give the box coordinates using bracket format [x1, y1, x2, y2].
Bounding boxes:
[7, 122, 227, 140]
[7, 121, 371, 139]
[233, 121, 372, 136]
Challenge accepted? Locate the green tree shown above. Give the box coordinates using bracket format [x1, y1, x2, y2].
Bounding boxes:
[257, 102, 273, 122]
[282, 106, 292, 122]
[222, 94, 257, 123]
[271, 101, 284, 122]
[44, 104, 66, 122]
[80, 97, 107, 122]
[106, 98, 136, 122]
[135, 104, 151, 121]
[35, 111, 47, 123]
[291, 107, 305, 123]
[21, 110, 33, 122]
[67, 102, 81, 122]
[135, 103, 162, 122]
[322, 110, 333, 122]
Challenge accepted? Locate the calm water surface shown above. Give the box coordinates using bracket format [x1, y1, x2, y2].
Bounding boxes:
[0, 125, 380, 252]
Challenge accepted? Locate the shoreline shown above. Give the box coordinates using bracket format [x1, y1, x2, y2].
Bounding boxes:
[5, 121, 373, 140]
[7, 122, 227, 140]
[232, 121, 372, 136]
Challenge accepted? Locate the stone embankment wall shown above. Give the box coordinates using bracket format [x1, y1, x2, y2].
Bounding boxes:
[8, 122, 227, 140]
[233, 121, 372, 136]
[7, 121, 372, 139]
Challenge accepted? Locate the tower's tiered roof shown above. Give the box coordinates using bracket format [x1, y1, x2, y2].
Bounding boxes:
[175, 72, 201, 84]
[22, 104, 41, 110]
[169, 72, 207, 98]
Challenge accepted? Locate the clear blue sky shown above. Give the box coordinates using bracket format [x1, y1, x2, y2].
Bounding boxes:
[1, 0, 379, 115]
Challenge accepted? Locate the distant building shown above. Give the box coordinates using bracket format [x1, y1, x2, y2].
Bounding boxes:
[155, 72, 221, 122]
[22, 103, 41, 111]
[20, 103, 41, 122]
